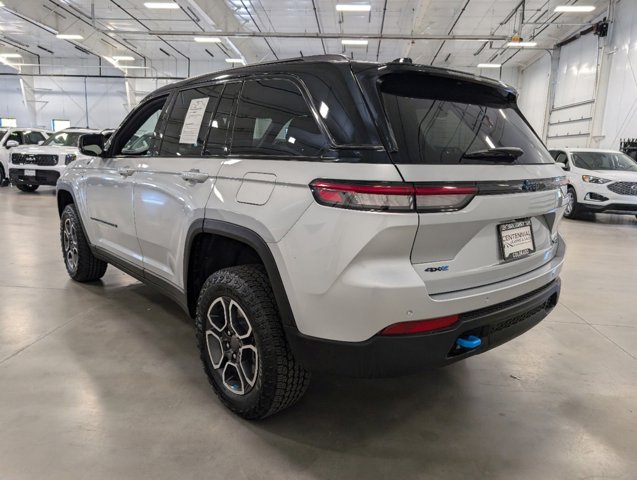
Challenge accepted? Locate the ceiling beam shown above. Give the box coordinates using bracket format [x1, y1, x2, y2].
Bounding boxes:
[101, 31, 509, 41]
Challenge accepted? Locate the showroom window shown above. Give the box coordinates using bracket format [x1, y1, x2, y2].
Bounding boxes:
[230, 78, 327, 158]
[160, 84, 223, 157]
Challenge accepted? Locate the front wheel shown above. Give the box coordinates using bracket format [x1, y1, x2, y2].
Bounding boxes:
[60, 204, 107, 282]
[196, 265, 310, 419]
[564, 186, 583, 219]
[16, 184, 38, 192]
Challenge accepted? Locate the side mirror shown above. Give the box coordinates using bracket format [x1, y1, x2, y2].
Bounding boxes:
[5, 140, 19, 149]
[79, 134, 104, 157]
[556, 162, 568, 171]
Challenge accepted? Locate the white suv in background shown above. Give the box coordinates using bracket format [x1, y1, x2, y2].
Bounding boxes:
[9, 128, 106, 192]
[550, 148, 637, 219]
[0, 127, 50, 186]
[57, 55, 567, 419]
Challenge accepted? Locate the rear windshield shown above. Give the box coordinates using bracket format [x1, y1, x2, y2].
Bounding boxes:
[380, 74, 553, 165]
[572, 151, 637, 171]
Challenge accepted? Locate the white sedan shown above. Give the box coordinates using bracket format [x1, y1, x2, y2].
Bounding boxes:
[550, 148, 637, 220]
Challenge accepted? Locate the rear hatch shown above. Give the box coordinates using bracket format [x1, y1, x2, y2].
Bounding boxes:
[356, 65, 565, 296]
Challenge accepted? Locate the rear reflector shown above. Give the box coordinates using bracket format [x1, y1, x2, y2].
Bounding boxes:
[310, 180, 477, 213]
[379, 315, 459, 335]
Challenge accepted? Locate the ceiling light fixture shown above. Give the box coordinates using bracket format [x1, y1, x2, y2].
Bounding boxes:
[554, 5, 595, 13]
[0, 53, 22, 58]
[507, 41, 537, 47]
[144, 2, 179, 9]
[336, 4, 371, 12]
[477, 63, 501, 68]
[194, 37, 221, 43]
[225, 58, 245, 64]
[341, 39, 368, 46]
[112, 55, 135, 61]
[56, 34, 84, 40]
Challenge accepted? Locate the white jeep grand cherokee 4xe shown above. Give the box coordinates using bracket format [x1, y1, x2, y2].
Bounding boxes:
[57, 55, 567, 419]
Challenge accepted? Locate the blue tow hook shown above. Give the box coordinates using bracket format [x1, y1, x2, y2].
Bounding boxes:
[456, 335, 482, 349]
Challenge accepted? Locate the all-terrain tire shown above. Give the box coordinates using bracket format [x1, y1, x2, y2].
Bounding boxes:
[60, 204, 108, 282]
[196, 265, 310, 419]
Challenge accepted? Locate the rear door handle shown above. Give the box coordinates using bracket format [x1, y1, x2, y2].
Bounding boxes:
[118, 167, 135, 177]
[180, 169, 209, 183]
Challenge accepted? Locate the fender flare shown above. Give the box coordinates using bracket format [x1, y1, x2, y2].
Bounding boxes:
[185, 219, 298, 329]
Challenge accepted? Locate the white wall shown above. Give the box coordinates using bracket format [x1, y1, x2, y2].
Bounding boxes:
[598, 0, 637, 148]
[517, 0, 637, 150]
[31, 76, 129, 130]
[0, 66, 33, 127]
[517, 53, 552, 137]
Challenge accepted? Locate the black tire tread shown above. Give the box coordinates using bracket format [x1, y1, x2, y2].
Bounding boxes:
[60, 204, 108, 282]
[196, 265, 310, 420]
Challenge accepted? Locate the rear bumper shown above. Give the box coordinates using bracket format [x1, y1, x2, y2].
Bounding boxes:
[9, 168, 60, 186]
[285, 278, 560, 378]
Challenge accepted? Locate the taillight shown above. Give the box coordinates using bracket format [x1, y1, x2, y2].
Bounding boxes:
[414, 186, 478, 212]
[310, 181, 414, 212]
[309, 180, 477, 213]
[379, 315, 459, 335]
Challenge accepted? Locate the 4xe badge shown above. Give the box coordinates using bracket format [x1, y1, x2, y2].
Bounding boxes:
[425, 266, 449, 273]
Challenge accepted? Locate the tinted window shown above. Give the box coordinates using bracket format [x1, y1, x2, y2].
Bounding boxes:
[205, 82, 241, 156]
[115, 96, 167, 156]
[121, 110, 162, 156]
[572, 152, 637, 172]
[43, 132, 83, 147]
[160, 84, 223, 157]
[381, 74, 553, 165]
[24, 131, 45, 144]
[554, 152, 567, 164]
[6, 131, 23, 145]
[231, 78, 327, 157]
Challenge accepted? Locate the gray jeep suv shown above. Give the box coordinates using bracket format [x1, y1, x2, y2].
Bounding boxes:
[57, 55, 566, 419]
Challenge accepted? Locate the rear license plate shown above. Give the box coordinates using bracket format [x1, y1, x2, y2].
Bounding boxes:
[24, 169, 36, 177]
[498, 219, 535, 261]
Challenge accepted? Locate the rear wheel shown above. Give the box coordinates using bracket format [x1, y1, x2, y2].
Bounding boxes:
[196, 265, 310, 419]
[60, 204, 107, 282]
[16, 184, 39, 192]
[564, 186, 583, 219]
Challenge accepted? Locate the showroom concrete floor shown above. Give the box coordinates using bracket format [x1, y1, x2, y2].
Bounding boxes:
[0, 186, 636, 480]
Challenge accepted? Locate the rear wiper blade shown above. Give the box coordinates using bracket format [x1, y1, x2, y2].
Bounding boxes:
[462, 147, 524, 161]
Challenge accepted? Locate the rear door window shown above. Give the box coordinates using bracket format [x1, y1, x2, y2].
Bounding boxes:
[160, 84, 223, 157]
[204, 82, 241, 156]
[230, 78, 327, 157]
[380, 73, 553, 165]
